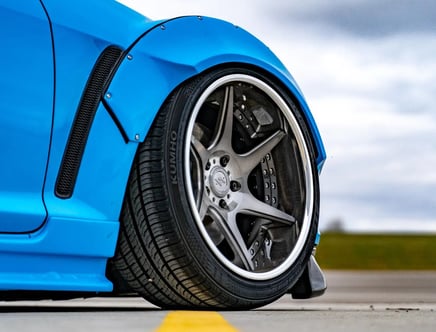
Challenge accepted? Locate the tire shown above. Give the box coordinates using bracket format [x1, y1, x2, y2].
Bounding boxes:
[110, 67, 320, 309]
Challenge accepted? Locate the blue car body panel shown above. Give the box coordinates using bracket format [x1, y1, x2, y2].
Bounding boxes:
[0, 0, 53, 233]
[41, 0, 162, 224]
[0, 0, 326, 292]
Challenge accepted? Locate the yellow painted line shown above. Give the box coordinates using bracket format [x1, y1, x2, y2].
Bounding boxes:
[155, 311, 239, 332]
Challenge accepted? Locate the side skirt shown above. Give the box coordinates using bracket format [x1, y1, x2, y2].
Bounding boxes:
[0, 217, 118, 292]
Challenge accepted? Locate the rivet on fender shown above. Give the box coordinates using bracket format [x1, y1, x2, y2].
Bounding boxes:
[134, 134, 140, 141]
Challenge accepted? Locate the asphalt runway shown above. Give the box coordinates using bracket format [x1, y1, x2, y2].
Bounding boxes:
[0, 271, 435, 332]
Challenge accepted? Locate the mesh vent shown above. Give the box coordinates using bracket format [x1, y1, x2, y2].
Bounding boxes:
[55, 46, 123, 198]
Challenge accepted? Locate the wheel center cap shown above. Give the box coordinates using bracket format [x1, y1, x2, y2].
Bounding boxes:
[209, 167, 230, 197]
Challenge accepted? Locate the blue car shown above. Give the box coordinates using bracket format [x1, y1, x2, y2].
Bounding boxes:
[0, 0, 326, 309]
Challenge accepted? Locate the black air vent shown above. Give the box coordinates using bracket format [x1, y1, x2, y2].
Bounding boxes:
[55, 46, 123, 198]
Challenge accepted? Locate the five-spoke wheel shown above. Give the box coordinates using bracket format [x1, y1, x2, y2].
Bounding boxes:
[111, 68, 319, 309]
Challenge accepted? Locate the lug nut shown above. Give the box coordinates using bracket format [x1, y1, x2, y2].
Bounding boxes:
[230, 181, 241, 192]
[219, 199, 228, 209]
[220, 156, 229, 167]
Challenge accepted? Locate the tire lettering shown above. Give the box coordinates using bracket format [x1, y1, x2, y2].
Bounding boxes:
[169, 131, 177, 184]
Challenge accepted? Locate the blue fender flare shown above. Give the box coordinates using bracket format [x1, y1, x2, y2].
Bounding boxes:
[105, 16, 326, 170]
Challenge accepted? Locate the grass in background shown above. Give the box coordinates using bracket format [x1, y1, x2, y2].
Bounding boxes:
[316, 233, 436, 270]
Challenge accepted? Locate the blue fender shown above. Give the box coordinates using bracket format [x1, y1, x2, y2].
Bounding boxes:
[105, 16, 326, 170]
[41, 0, 166, 224]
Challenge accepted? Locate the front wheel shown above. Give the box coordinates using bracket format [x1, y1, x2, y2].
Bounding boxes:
[110, 67, 320, 309]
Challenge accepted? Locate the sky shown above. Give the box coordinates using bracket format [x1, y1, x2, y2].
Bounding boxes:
[119, 0, 436, 233]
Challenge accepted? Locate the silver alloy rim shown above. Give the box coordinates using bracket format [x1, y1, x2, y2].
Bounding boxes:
[184, 74, 314, 280]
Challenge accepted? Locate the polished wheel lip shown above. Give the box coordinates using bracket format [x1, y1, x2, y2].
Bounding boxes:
[184, 74, 314, 281]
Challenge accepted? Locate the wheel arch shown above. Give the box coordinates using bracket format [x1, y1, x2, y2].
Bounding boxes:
[104, 16, 326, 171]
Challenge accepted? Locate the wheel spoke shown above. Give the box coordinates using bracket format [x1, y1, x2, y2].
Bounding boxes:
[238, 130, 286, 175]
[210, 86, 235, 151]
[238, 192, 296, 226]
[197, 191, 211, 220]
[191, 135, 210, 166]
[208, 207, 254, 271]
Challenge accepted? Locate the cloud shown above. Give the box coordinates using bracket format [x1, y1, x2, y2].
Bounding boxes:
[264, 0, 436, 38]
